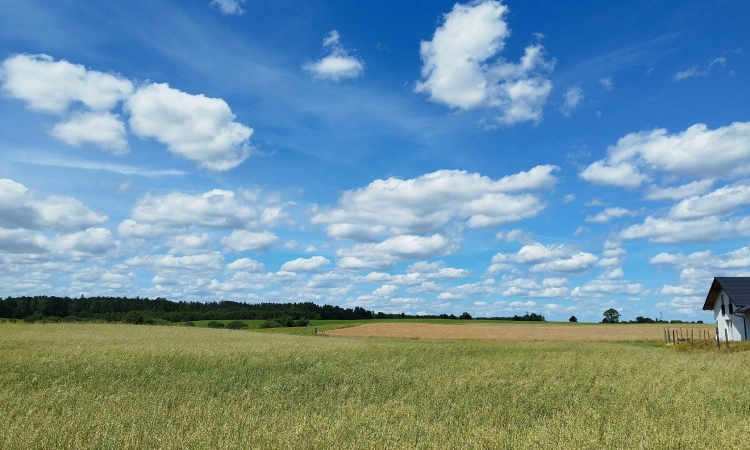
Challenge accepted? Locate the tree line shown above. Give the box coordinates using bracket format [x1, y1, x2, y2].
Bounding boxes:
[0, 296, 548, 324]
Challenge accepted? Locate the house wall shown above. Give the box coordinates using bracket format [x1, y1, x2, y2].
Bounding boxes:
[713, 289, 747, 341]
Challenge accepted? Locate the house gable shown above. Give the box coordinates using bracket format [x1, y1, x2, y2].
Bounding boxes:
[702, 277, 750, 312]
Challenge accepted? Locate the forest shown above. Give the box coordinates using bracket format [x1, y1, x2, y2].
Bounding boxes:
[0, 295, 547, 324]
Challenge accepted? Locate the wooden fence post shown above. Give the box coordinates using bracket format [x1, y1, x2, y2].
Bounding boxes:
[725, 329, 730, 351]
[716, 327, 721, 350]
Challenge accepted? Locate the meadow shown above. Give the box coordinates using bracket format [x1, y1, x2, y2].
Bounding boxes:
[1, 322, 747, 449]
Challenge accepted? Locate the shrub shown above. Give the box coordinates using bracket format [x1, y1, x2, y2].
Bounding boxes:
[122, 311, 145, 325]
[225, 321, 249, 330]
[294, 317, 309, 327]
[62, 316, 81, 322]
[207, 321, 225, 329]
[24, 314, 44, 323]
[259, 320, 283, 329]
[184, 321, 196, 327]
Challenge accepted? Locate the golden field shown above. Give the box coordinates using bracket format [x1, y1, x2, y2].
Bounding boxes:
[1, 322, 746, 449]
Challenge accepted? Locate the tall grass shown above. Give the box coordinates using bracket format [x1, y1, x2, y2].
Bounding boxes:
[1, 323, 747, 449]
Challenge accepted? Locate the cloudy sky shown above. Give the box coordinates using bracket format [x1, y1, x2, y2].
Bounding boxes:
[1, 0, 748, 321]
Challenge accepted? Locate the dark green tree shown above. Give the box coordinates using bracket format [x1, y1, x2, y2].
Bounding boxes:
[602, 308, 620, 323]
[569, 315, 578, 323]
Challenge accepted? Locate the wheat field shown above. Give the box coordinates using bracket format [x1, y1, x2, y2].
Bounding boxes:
[325, 322, 713, 341]
[1, 323, 747, 449]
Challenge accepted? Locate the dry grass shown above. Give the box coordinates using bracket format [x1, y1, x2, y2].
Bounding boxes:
[2, 322, 746, 449]
[325, 322, 713, 341]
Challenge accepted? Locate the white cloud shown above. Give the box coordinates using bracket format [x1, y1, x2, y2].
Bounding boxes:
[0, 178, 108, 231]
[644, 179, 714, 201]
[563, 194, 575, 203]
[373, 284, 398, 297]
[0, 54, 132, 114]
[222, 230, 278, 252]
[580, 122, 750, 186]
[226, 258, 266, 272]
[579, 161, 647, 188]
[560, 86, 583, 116]
[405, 260, 469, 278]
[530, 252, 599, 274]
[585, 207, 635, 224]
[50, 111, 128, 154]
[280, 256, 331, 272]
[121, 189, 264, 237]
[210, 0, 245, 15]
[668, 184, 750, 220]
[571, 279, 643, 296]
[674, 57, 725, 81]
[600, 77, 613, 91]
[303, 30, 364, 81]
[414, 0, 554, 124]
[312, 166, 558, 240]
[620, 216, 750, 243]
[166, 233, 212, 255]
[283, 240, 299, 250]
[49, 228, 114, 256]
[126, 253, 224, 275]
[336, 234, 453, 270]
[125, 83, 253, 171]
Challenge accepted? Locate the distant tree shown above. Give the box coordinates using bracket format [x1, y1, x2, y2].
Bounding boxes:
[459, 312, 472, 320]
[602, 308, 620, 323]
[207, 320, 225, 328]
[569, 315, 578, 323]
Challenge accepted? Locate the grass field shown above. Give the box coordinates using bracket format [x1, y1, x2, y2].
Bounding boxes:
[326, 322, 714, 341]
[1, 322, 747, 449]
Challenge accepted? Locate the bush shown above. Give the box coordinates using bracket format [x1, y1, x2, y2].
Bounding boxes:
[62, 316, 81, 322]
[122, 311, 145, 325]
[24, 313, 44, 323]
[184, 321, 196, 327]
[259, 320, 283, 329]
[569, 316, 578, 323]
[207, 321, 225, 329]
[294, 317, 309, 327]
[225, 320, 249, 330]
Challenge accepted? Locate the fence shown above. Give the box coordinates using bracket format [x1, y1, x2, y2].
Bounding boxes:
[663, 327, 730, 350]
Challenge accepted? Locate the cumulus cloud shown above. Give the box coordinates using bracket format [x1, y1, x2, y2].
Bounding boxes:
[303, 30, 364, 81]
[620, 216, 750, 244]
[667, 184, 750, 220]
[0, 178, 108, 231]
[0, 54, 132, 114]
[585, 207, 635, 224]
[414, 0, 554, 125]
[226, 258, 266, 272]
[125, 83, 253, 171]
[560, 86, 583, 116]
[280, 256, 331, 272]
[529, 252, 599, 274]
[336, 234, 454, 270]
[580, 122, 750, 187]
[166, 233, 212, 255]
[222, 230, 278, 252]
[492, 242, 599, 274]
[50, 111, 128, 154]
[570, 279, 643, 296]
[119, 188, 269, 238]
[210, 0, 245, 15]
[312, 166, 558, 240]
[126, 253, 224, 275]
[644, 179, 714, 201]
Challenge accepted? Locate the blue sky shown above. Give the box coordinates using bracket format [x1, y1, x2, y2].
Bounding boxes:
[1, 0, 749, 321]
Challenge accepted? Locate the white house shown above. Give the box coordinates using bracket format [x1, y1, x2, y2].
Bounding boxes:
[702, 277, 750, 341]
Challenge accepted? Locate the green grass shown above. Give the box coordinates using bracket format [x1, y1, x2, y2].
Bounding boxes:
[1, 323, 747, 449]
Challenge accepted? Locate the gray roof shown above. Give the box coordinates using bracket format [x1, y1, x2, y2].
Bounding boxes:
[703, 277, 750, 312]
